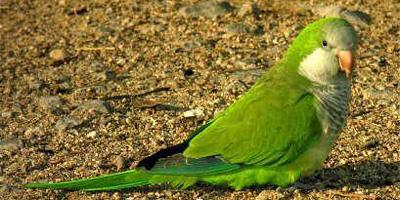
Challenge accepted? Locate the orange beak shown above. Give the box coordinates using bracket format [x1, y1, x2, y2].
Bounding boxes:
[337, 50, 355, 78]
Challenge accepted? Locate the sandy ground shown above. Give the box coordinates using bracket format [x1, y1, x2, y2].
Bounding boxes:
[0, 0, 399, 199]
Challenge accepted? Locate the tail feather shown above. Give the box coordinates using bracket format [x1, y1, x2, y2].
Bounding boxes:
[24, 155, 241, 191]
[24, 170, 152, 191]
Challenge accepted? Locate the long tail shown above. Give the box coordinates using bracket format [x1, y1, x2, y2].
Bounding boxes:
[24, 155, 241, 191]
[24, 170, 152, 191]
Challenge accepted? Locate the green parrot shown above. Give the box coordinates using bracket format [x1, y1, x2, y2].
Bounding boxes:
[25, 17, 357, 191]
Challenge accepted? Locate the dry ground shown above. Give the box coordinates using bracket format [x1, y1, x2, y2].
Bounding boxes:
[0, 0, 399, 199]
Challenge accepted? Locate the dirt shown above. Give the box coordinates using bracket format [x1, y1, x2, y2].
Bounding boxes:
[0, 0, 399, 199]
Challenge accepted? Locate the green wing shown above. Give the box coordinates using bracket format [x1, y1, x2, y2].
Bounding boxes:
[184, 71, 323, 166]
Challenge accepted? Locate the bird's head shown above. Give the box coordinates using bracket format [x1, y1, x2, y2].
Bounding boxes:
[283, 18, 357, 85]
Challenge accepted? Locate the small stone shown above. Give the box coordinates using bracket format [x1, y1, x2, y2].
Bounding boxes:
[87, 131, 97, 138]
[386, 45, 395, 53]
[89, 61, 105, 73]
[238, 2, 260, 18]
[180, 1, 234, 19]
[313, 6, 371, 27]
[58, 0, 66, 6]
[256, 190, 284, 200]
[91, 85, 109, 94]
[97, 70, 116, 81]
[29, 80, 44, 90]
[283, 29, 292, 38]
[285, 186, 296, 193]
[225, 23, 250, 35]
[111, 192, 121, 200]
[136, 23, 164, 35]
[49, 49, 67, 62]
[362, 88, 395, 100]
[24, 127, 43, 138]
[55, 116, 81, 131]
[105, 7, 113, 14]
[0, 138, 23, 151]
[183, 108, 204, 118]
[181, 40, 202, 51]
[313, 6, 344, 17]
[38, 96, 63, 113]
[116, 57, 126, 66]
[114, 156, 125, 171]
[229, 68, 265, 85]
[147, 192, 155, 198]
[78, 100, 112, 113]
[1, 111, 18, 118]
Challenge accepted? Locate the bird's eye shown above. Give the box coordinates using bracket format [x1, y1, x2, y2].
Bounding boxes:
[322, 40, 328, 47]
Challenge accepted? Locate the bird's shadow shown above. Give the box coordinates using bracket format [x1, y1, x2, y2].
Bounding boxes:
[175, 160, 399, 193]
[295, 160, 399, 193]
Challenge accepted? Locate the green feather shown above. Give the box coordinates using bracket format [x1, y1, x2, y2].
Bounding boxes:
[24, 170, 152, 191]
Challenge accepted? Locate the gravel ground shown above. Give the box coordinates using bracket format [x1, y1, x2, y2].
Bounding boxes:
[0, 0, 399, 199]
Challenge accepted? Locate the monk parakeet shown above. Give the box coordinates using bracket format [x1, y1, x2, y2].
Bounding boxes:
[25, 17, 357, 191]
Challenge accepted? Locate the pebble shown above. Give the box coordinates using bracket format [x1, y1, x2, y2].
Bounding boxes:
[136, 23, 164, 35]
[229, 68, 265, 85]
[224, 23, 250, 35]
[58, 0, 66, 6]
[225, 23, 264, 36]
[116, 57, 126, 66]
[256, 190, 284, 200]
[49, 49, 67, 62]
[87, 131, 97, 138]
[283, 29, 292, 38]
[285, 186, 297, 193]
[38, 96, 63, 113]
[113, 156, 125, 171]
[362, 88, 395, 101]
[238, 2, 259, 18]
[78, 100, 112, 113]
[386, 45, 395, 53]
[97, 70, 116, 81]
[89, 60, 105, 73]
[181, 40, 202, 51]
[1, 111, 18, 118]
[180, 1, 234, 19]
[55, 116, 81, 131]
[313, 6, 371, 27]
[91, 85, 109, 94]
[0, 138, 23, 151]
[183, 108, 204, 118]
[111, 192, 121, 200]
[29, 80, 44, 90]
[24, 127, 44, 138]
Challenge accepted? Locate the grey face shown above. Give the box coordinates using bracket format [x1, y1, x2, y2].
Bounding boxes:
[323, 25, 357, 51]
